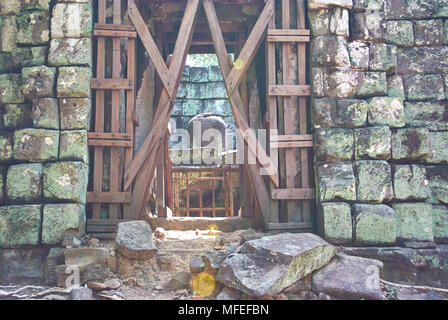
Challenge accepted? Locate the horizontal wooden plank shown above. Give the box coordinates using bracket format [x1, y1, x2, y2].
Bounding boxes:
[94, 29, 137, 38]
[271, 188, 316, 200]
[87, 219, 130, 226]
[271, 134, 313, 142]
[88, 132, 132, 140]
[270, 141, 313, 148]
[268, 222, 313, 231]
[267, 35, 309, 42]
[268, 85, 311, 96]
[87, 192, 132, 203]
[268, 29, 310, 36]
[91, 79, 133, 90]
[95, 23, 136, 32]
[88, 139, 133, 147]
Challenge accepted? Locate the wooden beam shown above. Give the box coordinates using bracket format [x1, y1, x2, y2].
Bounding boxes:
[88, 132, 132, 140]
[90, 79, 133, 90]
[271, 188, 316, 200]
[268, 29, 310, 36]
[267, 35, 310, 42]
[268, 85, 311, 96]
[94, 29, 137, 38]
[270, 140, 313, 148]
[95, 23, 136, 31]
[87, 192, 132, 203]
[88, 139, 133, 147]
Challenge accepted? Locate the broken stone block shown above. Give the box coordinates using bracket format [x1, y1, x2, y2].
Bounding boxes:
[0, 247, 49, 284]
[115, 221, 157, 260]
[354, 126, 391, 160]
[352, 11, 386, 41]
[308, 9, 330, 36]
[347, 41, 369, 69]
[312, 254, 383, 300]
[62, 247, 110, 283]
[308, 0, 353, 9]
[59, 130, 88, 163]
[368, 97, 405, 128]
[393, 203, 434, 242]
[22, 65, 56, 99]
[356, 71, 387, 97]
[355, 160, 393, 203]
[166, 271, 190, 291]
[427, 132, 448, 164]
[404, 102, 448, 131]
[386, 20, 414, 46]
[48, 38, 92, 66]
[3, 104, 32, 129]
[391, 128, 430, 161]
[13, 128, 59, 162]
[369, 43, 397, 73]
[57, 67, 91, 98]
[316, 163, 356, 202]
[354, 204, 397, 245]
[32, 98, 59, 129]
[216, 233, 339, 296]
[71, 287, 93, 300]
[403, 74, 445, 101]
[0, 16, 17, 52]
[42, 203, 86, 245]
[0, 74, 24, 104]
[44, 247, 65, 286]
[387, 75, 405, 98]
[6, 163, 43, 204]
[393, 165, 430, 201]
[321, 202, 352, 245]
[314, 128, 354, 162]
[43, 161, 88, 204]
[427, 166, 448, 204]
[311, 35, 350, 67]
[329, 8, 349, 37]
[0, 134, 13, 163]
[206, 82, 227, 99]
[414, 19, 443, 46]
[189, 67, 209, 82]
[397, 47, 448, 75]
[432, 205, 448, 243]
[312, 98, 367, 129]
[16, 11, 50, 45]
[60, 98, 91, 130]
[323, 68, 358, 97]
[0, 205, 42, 247]
[51, 3, 93, 39]
[12, 47, 48, 68]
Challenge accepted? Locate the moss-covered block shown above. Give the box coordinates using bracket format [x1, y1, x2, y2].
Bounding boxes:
[11, 46, 48, 68]
[6, 164, 43, 204]
[314, 128, 354, 162]
[386, 20, 414, 46]
[356, 72, 387, 97]
[206, 82, 227, 99]
[432, 205, 448, 243]
[0, 0, 50, 14]
[16, 11, 50, 45]
[189, 67, 209, 82]
[393, 203, 434, 242]
[311, 35, 350, 67]
[0, 52, 18, 73]
[391, 128, 430, 161]
[355, 160, 393, 203]
[43, 161, 88, 204]
[22, 65, 56, 99]
[348, 41, 369, 69]
[41, 203, 85, 245]
[354, 126, 391, 160]
[405, 102, 448, 131]
[182, 100, 203, 116]
[427, 166, 448, 205]
[13, 128, 59, 162]
[57, 67, 91, 98]
[51, 3, 93, 39]
[59, 98, 91, 130]
[204, 99, 231, 115]
[323, 68, 358, 98]
[3, 104, 32, 129]
[369, 43, 397, 72]
[0, 205, 42, 247]
[48, 38, 92, 66]
[0, 135, 13, 164]
[392, 165, 431, 201]
[321, 202, 353, 245]
[0, 74, 24, 104]
[427, 132, 448, 164]
[32, 98, 59, 129]
[368, 97, 405, 128]
[354, 204, 397, 245]
[352, 11, 386, 41]
[387, 75, 405, 98]
[312, 98, 367, 129]
[316, 163, 356, 202]
[0, 16, 17, 52]
[209, 65, 223, 81]
[403, 74, 445, 101]
[414, 19, 443, 46]
[59, 130, 88, 163]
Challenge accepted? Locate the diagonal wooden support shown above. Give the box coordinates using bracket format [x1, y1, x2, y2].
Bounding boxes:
[127, 0, 200, 219]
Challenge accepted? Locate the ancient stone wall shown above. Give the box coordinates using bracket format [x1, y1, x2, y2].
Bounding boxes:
[0, 0, 92, 249]
[309, 0, 448, 246]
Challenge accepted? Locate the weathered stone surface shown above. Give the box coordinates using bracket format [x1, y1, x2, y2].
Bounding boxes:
[115, 221, 157, 260]
[32, 98, 59, 129]
[444, 19, 448, 43]
[354, 204, 397, 245]
[323, 68, 358, 97]
[414, 19, 444, 46]
[427, 166, 448, 204]
[393, 203, 434, 242]
[71, 287, 93, 300]
[49, 38, 92, 66]
[317, 163, 356, 201]
[0, 0, 50, 14]
[22, 65, 56, 99]
[393, 165, 430, 201]
[60, 98, 91, 130]
[391, 128, 430, 161]
[0, 74, 24, 104]
[312, 254, 383, 300]
[42, 203, 85, 245]
[356, 72, 387, 97]
[43, 161, 88, 204]
[312, 98, 367, 128]
[6, 164, 43, 204]
[384, 0, 448, 19]
[0, 16, 17, 52]
[314, 128, 354, 162]
[204, 99, 231, 115]
[368, 97, 405, 128]
[386, 20, 414, 46]
[352, 0, 382, 11]
[329, 8, 349, 37]
[311, 35, 350, 67]
[182, 100, 203, 116]
[405, 102, 448, 131]
[0, 205, 42, 247]
[3, 104, 32, 129]
[433, 205, 448, 243]
[355, 160, 393, 203]
[206, 82, 227, 99]
[189, 67, 209, 82]
[186, 83, 207, 99]
[427, 132, 448, 164]
[16, 11, 49, 45]
[11, 47, 48, 69]
[0, 248, 49, 285]
[51, 3, 93, 39]
[59, 130, 88, 163]
[348, 41, 369, 69]
[387, 75, 405, 98]
[397, 47, 448, 75]
[308, 0, 353, 9]
[354, 126, 391, 160]
[216, 233, 338, 296]
[166, 271, 190, 291]
[13, 128, 59, 162]
[352, 11, 386, 41]
[57, 67, 91, 98]
[0, 52, 18, 73]
[369, 43, 397, 73]
[63, 247, 109, 283]
[321, 202, 353, 244]
[403, 74, 445, 101]
[311, 67, 325, 97]
[0, 135, 12, 163]
[308, 9, 330, 36]
[209, 65, 223, 81]
[216, 287, 243, 300]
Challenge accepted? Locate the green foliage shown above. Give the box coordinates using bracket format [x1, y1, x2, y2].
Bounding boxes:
[186, 54, 218, 66]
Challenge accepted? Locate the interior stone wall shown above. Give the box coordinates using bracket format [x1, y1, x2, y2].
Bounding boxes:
[0, 0, 92, 249]
[309, 0, 448, 247]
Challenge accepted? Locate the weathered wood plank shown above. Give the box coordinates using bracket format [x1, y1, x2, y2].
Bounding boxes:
[87, 192, 132, 203]
[271, 188, 315, 200]
[268, 84, 311, 96]
[88, 132, 132, 140]
[90, 79, 133, 90]
[94, 29, 137, 38]
[95, 23, 136, 31]
[267, 35, 309, 42]
[88, 139, 133, 147]
[268, 29, 310, 36]
[270, 140, 313, 148]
